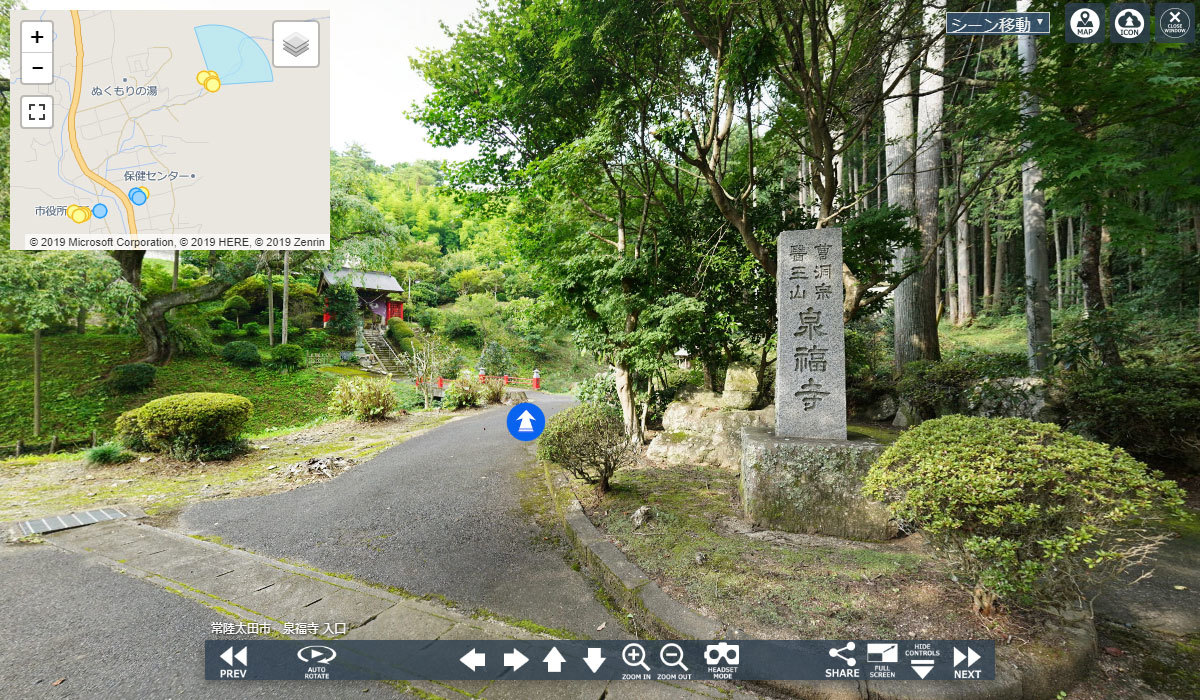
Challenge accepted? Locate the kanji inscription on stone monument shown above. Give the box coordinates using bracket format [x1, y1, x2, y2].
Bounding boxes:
[776, 228, 847, 440]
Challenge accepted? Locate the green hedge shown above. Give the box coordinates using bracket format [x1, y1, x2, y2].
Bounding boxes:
[863, 415, 1184, 612]
[443, 378, 480, 410]
[537, 403, 635, 492]
[271, 343, 305, 370]
[107, 362, 156, 394]
[119, 392, 253, 460]
[221, 340, 261, 368]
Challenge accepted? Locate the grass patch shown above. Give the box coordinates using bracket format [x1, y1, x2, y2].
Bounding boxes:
[939, 316, 1027, 355]
[0, 332, 339, 445]
[585, 462, 992, 640]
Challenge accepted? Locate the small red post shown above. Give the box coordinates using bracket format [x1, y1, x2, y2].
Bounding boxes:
[437, 377, 444, 389]
[503, 375, 510, 385]
[532, 369, 541, 390]
[479, 369, 486, 382]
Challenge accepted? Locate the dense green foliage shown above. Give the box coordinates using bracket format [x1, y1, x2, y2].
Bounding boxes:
[107, 363, 157, 395]
[896, 352, 1029, 418]
[270, 343, 305, 370]
[537, 403, 636, 492]
[122, 392, 253, 460]
[242, 322, 261, 338]
[85, 443, 135, 465]
[1057, 365, 1200, 471]
[442, 378, 481, 410]
[324, 281, 360, 337]
[327, 377, 399, 421]
[864, 416, 1185, 610]
[221, 340, 262, 368]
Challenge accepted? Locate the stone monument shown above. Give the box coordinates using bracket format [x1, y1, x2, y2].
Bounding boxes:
[775, 228, 847, 439]
[739, 228, 898, 541]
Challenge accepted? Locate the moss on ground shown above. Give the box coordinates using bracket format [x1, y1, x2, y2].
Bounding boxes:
[586, 462, 988, 640]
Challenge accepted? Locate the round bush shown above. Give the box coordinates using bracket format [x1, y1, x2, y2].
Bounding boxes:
[862, 415, 1185, 612]
[271, 343, 305, 370]
[131, 392, 253, 460]
[115, 409, 149, 451]
[242, 322, 262, 337]
[107, 362, 156, 394]
[86, 443, 135, 465]
[221, 340, 262, 368]
[537, 403, 635, 492]
[387, 317, 414, 345]
[217, 320, 238, 338]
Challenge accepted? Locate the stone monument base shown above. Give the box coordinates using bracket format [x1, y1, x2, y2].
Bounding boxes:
[739, 426, 899, 542]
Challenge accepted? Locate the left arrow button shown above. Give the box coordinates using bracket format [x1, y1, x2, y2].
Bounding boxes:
[460, 648, 487, 671]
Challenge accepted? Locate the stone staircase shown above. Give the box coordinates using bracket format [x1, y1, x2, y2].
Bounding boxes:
[362, 329, 405, 377]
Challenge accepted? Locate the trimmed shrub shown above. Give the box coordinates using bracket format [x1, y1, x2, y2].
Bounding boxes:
[223, 294, 250, 326]
[221, 340, 262, 368]
[1057, 364, 1200, 470]
[242, 322, 262, 337]
[387, 317, 415, 344]
[480, 378, 506, 404]
[107, 362, 156, 394]
[443, 378, 480, 410]
[217, 320, 238, 338]
[115, 409, 149, 451]
[302, 329, 330, 350]
[127, 392, 253, 460]
[271, 343, 305, 370]
[863, 415, 1185, 613]
[86, 443, 135, 465]
[327, 377, 398, 421]
[167, 319, 219, 357]
[537, 403, 635, 492]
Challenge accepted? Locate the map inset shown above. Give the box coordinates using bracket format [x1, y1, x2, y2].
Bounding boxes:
[10, 10, 330, 250]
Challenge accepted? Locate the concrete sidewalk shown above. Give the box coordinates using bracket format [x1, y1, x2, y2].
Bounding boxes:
[43, 520, 759, 700]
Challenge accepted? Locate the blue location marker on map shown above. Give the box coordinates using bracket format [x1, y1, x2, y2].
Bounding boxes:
[92, 203, 108, 219]
[128, 187, 148, 206]
[506, 402, 546, 442]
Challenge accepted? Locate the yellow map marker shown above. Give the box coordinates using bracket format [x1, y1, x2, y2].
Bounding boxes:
[66, 204, 91, 224]
[196, 70, 215, 86]
[203, 73, 221, 93]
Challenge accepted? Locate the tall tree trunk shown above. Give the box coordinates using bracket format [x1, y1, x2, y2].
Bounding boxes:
[1018, 0, 1053, 371]
[1066, 216, 1076, 305]
[1053, 210, 1063, 312]
[33, 328, 42, 438]
[266, 256, 276, 347]
[888, 35, 935, 370]
[945, 231, 959, 325]
[1194, 205, 1200, 331]
[1078, 207, 1123, 366]
[282, 251, 291, 345]
[994, 232, 1007, 313]
[1100, 220, 1114, 307]
[613, 361, 641, 445]
[955, 151, 973, 324]
[982, 208, 992, 311]
[172, 251, 179, 291]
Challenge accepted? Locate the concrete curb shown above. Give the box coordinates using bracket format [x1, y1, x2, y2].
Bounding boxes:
[542, 463, 1097, 700]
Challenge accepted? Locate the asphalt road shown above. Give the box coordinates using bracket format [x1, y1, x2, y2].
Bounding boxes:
[181, 393, 626, 639]
[0, 545, 406, 699]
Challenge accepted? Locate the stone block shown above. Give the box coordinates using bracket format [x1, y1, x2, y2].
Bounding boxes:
[646, 402, 774, 468]
[740, 425, 898, 541]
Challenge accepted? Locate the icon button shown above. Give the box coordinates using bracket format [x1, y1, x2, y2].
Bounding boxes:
[1157, 4, 1195, 42]
[220, 645, 248, 667]
[583, 647, 607, 673]
[460, 648, 486, 671]
[828, 642, 856, 667]
[506, 402, 546, 441]
[272, 20, 319, 68]
[660, 643, 688, 672]
[503, 648, 528, 671]
[867, 642, 898, 663]
[953, 646, 981, 668]
[622, 643, 650, 671]
[297, 645, 336, 664]
[704, 642, 740, 666]
[1111, 3, 1151, 42]
[21, 52, 53, 84]
[22, 21, 53, 52]
[21, 96, 53, 129]
[911, 658, 935, 679]
[1066, 3, 1106, 42]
